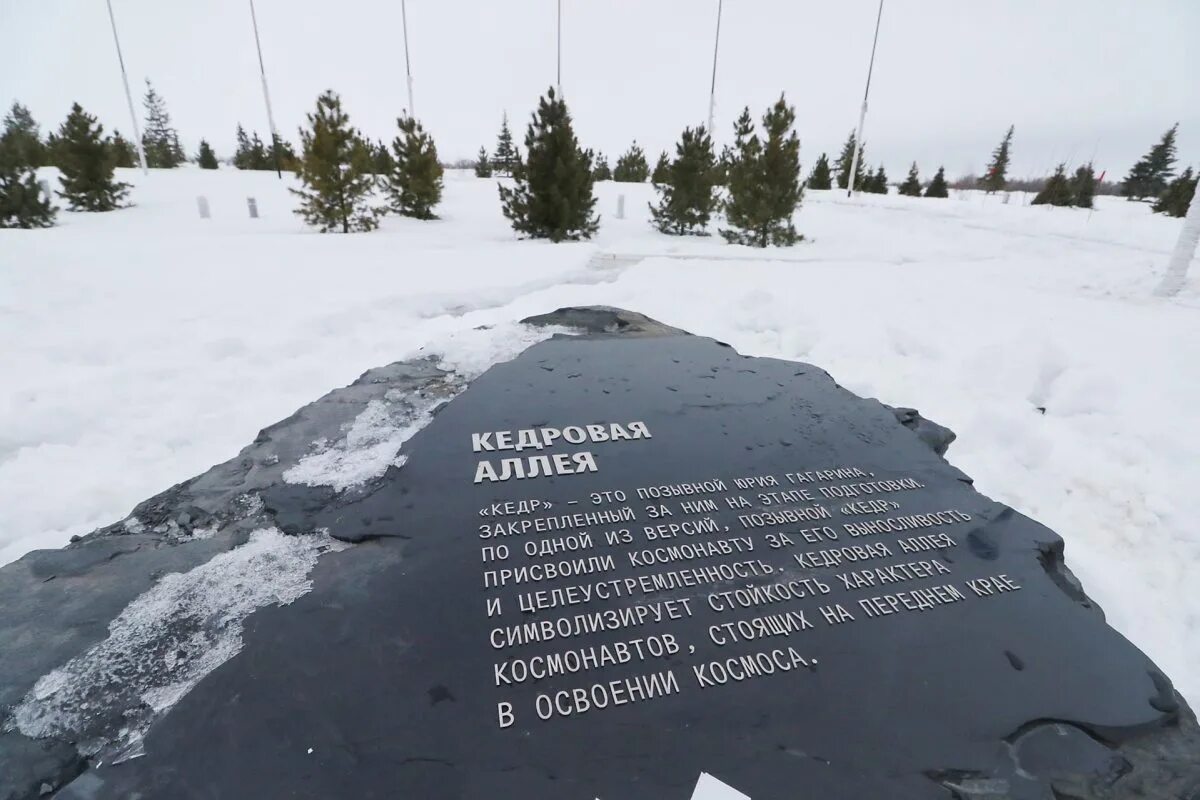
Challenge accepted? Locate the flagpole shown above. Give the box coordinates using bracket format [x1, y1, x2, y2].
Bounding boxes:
[248, 0, 282, 177]
[401, 0, 415, 116]
[556, 0, 562, 95]
[707, 0, 723, 134]
[847, 0, 884, 197]
[1155, 176, 1200, 297]
[105, 0, 148, 174]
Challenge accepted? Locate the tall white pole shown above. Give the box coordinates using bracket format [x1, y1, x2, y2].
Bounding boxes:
[556, 0, 562, 95]
[1155, 186, 1200, 297]
[847, 0, 884, 197]
[707, 0, 723, 134]
[248, 0, 282, 177]
[105, 0, 147, 174]
[401, 0, 415, 116]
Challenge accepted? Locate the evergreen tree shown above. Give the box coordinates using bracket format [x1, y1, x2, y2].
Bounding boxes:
[372, 139, 396, 176]
[1122, 124, 1178, 200]
[834, 131, 866, 190]
[721, 96, 804, 247]
[592, 152, 611, 181]
[276, 137, 301, 171]
[110, 130, 137, 168]
[649, 125, 718, 235]
[3, 102, 47, 168]
[493, 113, 519, 175]
[1152, 167, 1196, 218]
[1031, 164, 1073, 207]
[924, 166, 949, 198]
[613, 142, 650, 182]
[475, 146, 493, 177]
[385, 115, 444, 219]
[498, 87, 598, 241]
[141, 80, 184, 168]
[291, 91, 382, 233]
[977, 125, 1014, 193]
[714, 145, 734, 186]
[53, 103, 130, 211]
[898, 162, 922, 196]
[1070, 162, 1096, 209]
[806, 153, 832, 190]
[867, 165, 888, 194]
[651, 151, 670, 185]
[196, 139, 219, 169]
[234, 125, 254, 169]
[0, 126, 55, 228]
[249, 132, 269, 169]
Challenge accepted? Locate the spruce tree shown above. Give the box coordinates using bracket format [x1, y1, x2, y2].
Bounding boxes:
[493, 113, 518, 175]
[977, 125, 1014, 193]
[291, 90, 382, 233]
[0, 126, 55, 228]
[834, 131, 866, 190]
[1122, 124, 1178, 201]
[898, 162, 922, 196]
[475, 146, 493, 177]
[372, 139, 396, 176]
[249, 132, 269, 169]
[54, 103, 130, 212]
[234, 125, 253, 169]
[385, 115, 444, 219]
[276, 138, 301, 171]
[1031, 164, 1073, 207]
[498, 87, 598, 241]
[924, 166, 949, 198]
[868, 165, 888, 194]
[806, 153, 832, 190]
[1070, 163, 1096, 209]
[592, 153, 611, 181]
[721, 96, 804, 247]
[197, 139, 219, 169]
[110, 131, 137, 168]
[1152, 167, 1196, 218]
[141, 80, 184, 168]
[613, 142, 650, 182]
[651, 151, 670, 185]
[649, 125, 718, 235]
[3, 102, 47, 168]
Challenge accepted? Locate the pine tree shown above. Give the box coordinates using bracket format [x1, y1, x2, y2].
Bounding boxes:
[249, 132, 269, 169]
[898, 162, 922, 196]
[1031, 164, 1073, 207]
[924, 166, 949, 198]
[867, 165, 888, 194]
[372, 139, 396, 176]
[291, 91, 382, 233]
[493, 113, 518, 175]
[385, 115, 444, 219]
[498, 87, 598, 241]
[141, 80, 184, 168]
[978, 125, 1014, 193]
[592, 153, 611, 181]
[613, 142, 650, 182]
[233, 125, 254, 169]
[53, 104, 130, 212]
[197, 139, 219, 169]
[0, 125, 56, 228]
[649, 125, 718, 235]
[651, 151, 670, 185]
[834, 131, 866, 190]
[276, 138, 301, 172]
[475, 146, 493, 177]
[721, 96, 804, 247]
[806, 153, 832, 190]
[110, 130, 137, 168]
[1122, 124, 1178, 201]
[1070, 163, 1096, 209]
[3, 102, 47, 168]
[1152, 167, 1196, 218]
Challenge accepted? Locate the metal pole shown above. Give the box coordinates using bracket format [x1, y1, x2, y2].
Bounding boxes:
[556, 0, 562, 95]
[1155, 180, 1200, 297]
[105, 0, 148, 174]
[249, 0, 282, 177]
[847, 0, 884, 197]
[401, 0, 415, 116]
[707, 0, 723, 134]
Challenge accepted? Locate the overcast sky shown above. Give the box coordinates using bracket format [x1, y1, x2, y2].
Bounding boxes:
[3, 0, 1198, 179]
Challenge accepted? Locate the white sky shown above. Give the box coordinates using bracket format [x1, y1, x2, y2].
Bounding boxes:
[3, 0, 1198, 179]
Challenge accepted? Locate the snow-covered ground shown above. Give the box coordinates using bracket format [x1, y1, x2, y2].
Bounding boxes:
[1, 167, 1197, 698]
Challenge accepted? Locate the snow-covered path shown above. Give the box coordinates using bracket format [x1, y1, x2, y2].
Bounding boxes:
[2, 167, 1197, 697]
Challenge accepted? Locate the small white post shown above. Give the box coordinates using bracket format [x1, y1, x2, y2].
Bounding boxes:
[247, 197, 259, 218]
[616, 194, 625, 220]
[197, 196, 211, 219]
[1155, 188, 1200, 297]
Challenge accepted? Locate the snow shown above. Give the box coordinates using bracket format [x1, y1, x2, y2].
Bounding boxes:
[6, 528, 345, 762]
[1, 166, 1198, 699]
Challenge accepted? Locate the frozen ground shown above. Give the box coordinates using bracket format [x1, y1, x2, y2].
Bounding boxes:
[1, 166, 1197, 699]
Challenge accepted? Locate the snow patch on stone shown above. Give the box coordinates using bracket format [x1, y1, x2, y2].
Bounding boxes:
[7, 528, 345, 762]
